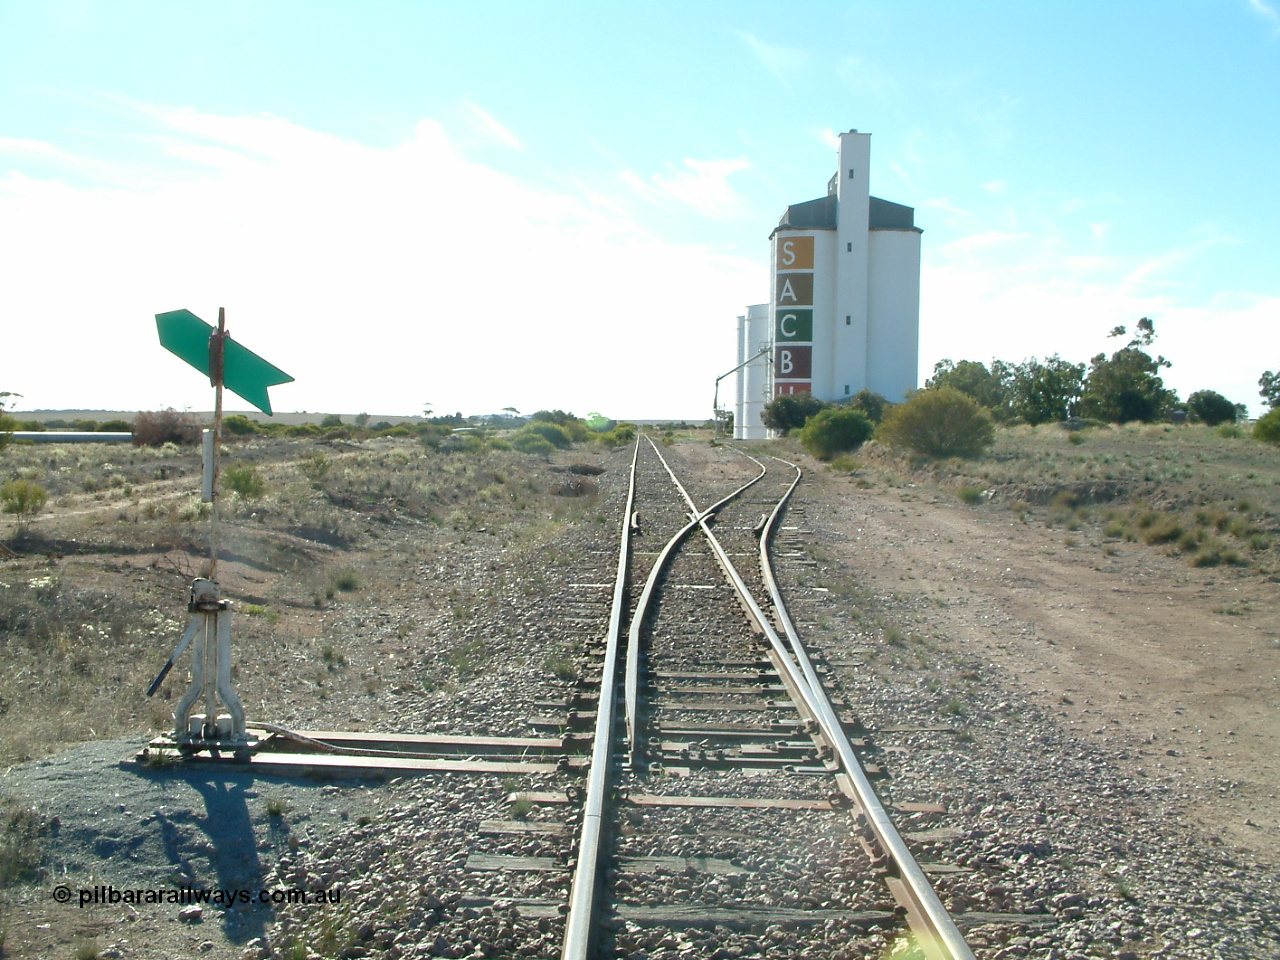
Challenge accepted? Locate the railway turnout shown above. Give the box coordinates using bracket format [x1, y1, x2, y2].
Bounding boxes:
[132, 434, 1022, 958]
[556, 436, 976, 960]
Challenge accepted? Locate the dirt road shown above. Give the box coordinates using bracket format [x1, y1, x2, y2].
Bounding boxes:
[806, 465, 1280, 866]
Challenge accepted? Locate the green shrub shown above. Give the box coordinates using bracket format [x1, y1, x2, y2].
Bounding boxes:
[1216, 422, 1243, 439]
[848, 389, 890, 424]
[224, 463, 267, 500]
[298, 452, 331, 487]
[512, 432, 555, 455]
[958, 486, 984, 505]
[1190, 539, 1243, 567]
[829, 454, 861, 473]
[330, 569, 361, 593]
[0, 391, 17, 449]
[761, 393, 828, 435]
[1140, 516, 1183, 544]
[1, 480, 48, 527]
[1253, 409, 1280, 445]
[801, 408, 873, 460]
[594, 423, 637, 448]
[1187, 389, 1237, 426]
[523, 422, 573, 449]
[530, 410, 590, 442]
[875, 388, 995, 458]
[222, 414, 260, 436]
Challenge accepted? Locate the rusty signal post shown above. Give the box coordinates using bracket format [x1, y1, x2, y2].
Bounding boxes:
[148, 308, 292, 745]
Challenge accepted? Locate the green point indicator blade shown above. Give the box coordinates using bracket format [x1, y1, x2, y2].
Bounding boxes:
[155, 309, 294, 415]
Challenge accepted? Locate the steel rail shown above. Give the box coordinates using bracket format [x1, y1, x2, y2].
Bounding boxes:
[658, 440, 974, 960]
[645, 439, 837, 726]
[623, 446, 766, 765]
[562, 437, 641, 960]
[567, 439, 972, 960]
[754, 453, 976, 960]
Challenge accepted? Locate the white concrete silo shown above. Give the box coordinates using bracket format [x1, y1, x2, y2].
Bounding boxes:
[736, 303, 771, 440]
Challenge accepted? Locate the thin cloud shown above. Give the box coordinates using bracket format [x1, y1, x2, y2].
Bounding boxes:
[0, 135, 149, 186]
[735, 30, 807, 87]
[0, 107, 762, 418]
[0, 136, 72, 160]
[1122, 234, 1235, 286]
[942, 231, 1032, 254]
[924, 196, 975, 222]
[1248, 0, 1280, 34]
[922, 224, 1271, 412]
[462, 99, 524, 151]
[622, 157, 752, 219]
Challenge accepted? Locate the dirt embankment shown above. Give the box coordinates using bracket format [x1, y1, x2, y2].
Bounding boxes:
[806, 465, 1280, 866]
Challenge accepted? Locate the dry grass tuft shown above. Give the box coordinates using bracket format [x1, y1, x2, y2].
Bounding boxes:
[859, 423, 1279, 573]
[0, 435, 598, 765]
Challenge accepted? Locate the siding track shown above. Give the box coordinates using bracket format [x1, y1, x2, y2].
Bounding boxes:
[560, 436, 976, 960]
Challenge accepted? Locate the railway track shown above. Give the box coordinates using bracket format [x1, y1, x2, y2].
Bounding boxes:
[545, 436, 974, 959]
[366, 436, 1019, 956]
[97, 433, 1280, 959]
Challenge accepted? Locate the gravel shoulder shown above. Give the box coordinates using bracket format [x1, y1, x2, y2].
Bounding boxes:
[3, 438, 1279, 959]
[803, 465, 1280, 866]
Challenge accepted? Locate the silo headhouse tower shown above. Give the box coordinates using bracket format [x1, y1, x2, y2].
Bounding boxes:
[734, 130, 921, 440]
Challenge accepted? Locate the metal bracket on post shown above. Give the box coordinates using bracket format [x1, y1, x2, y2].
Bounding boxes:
[169, 578, 247, 742]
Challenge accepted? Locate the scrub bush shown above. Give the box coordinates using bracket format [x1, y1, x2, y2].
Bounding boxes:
[512, 433, 555, 455]
[801, 408, 873, 460]
[1187, 390, 1237, 426]
[224, 463, 267, 500]
[132, 409, 200, 446]
[761, 394, 827, 435]
[1, 480, 48, 529]
[876, 388, 995, 458]
[222, 415, 260, 435]
[1253, 409, 1280, 445]
[848, 389, 890, 424]
[522, 422, 572, 449]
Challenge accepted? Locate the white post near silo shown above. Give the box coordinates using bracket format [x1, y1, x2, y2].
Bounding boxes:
[743, 303, 771, 439]
[734, 314, 747, 439]
[834, 131, 872, 401]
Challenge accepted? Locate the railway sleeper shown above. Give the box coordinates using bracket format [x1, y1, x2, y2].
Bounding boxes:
[654, 739, 824, 758]
[649, 683, 789, 695]
[607, 904, 899, 930]
[649, 670, 782, 681]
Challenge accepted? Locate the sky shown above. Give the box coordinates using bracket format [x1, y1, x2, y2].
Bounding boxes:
[1, 1, 1278, 420]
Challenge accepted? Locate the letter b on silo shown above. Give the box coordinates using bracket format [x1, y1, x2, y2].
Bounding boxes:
[774, 345, 812, 380]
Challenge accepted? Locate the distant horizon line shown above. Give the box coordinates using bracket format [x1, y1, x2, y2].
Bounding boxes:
[8, 409, 717, 423]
